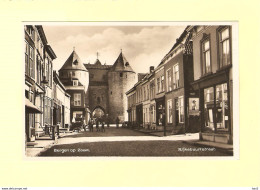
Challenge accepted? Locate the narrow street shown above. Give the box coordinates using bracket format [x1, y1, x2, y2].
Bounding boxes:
[38, 128, 230, 157]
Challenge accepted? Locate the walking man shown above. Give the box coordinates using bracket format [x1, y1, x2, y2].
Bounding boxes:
[96, 118, 100, 132]
[88, 118, 93, 132]
[116, 117, 119, 129]
[106, 114, 110, 128]
[101, 119, 105, 132]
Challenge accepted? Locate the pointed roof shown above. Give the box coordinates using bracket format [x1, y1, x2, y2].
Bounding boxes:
[94, 59, 102, 66]
[111, 52, 135, 73]
[59, 50, 87, 71]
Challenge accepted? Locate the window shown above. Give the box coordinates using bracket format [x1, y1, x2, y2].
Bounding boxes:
[173, 64, 179, 89]
[167, 99, 172, 123]
[143, 87, 146, 100]
[26, 26, 35, 41]
[205, 87, 214, 103]
[166, 69, 172, 92]
[147, 85, 149, 100]
[204, 87, 215, 131]
[48, 61, 52, 87]
[36, 56, 41, 84]
[25, 42, 29, 74]
[215, 83, 229, 130]
[175, 96, 184, 125]
[157, 78, 160, 93]
[120, 72, 123, 77]
[161, 75, 164, 92]
[25, 41, 35, 79]
[72, 71, 75, 77]
[203, 84, 229, 132]
[74, 93, 81, 106]
[73, 80, 78, 86]
[219, 27, 231, 68]
[202, 39, 211, 74]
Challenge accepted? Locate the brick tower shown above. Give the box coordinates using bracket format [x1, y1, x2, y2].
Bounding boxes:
[108, 51, 137, 123]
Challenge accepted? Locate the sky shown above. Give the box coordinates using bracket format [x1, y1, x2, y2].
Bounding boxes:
[43, 24, 186, 73]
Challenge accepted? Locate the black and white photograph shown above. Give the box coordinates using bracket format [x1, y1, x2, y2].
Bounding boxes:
[24, 23, 237, 157]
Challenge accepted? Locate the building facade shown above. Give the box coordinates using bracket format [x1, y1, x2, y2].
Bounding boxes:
[53, 71, 71, 129]
[187, 25, 233, 144]
[25, 25, 57, 142]
[58, 50, 89, 123]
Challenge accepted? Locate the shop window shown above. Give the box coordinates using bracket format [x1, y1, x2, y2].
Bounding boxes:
[215, 83, 229, 130]
[201, 38, 211, 75]
[204, 87, 215, 131]
[173, 64, 179, 89]
[218, 27, 231, 68]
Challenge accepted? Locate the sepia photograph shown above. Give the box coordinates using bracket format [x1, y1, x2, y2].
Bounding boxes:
[24, 23, 237, 157]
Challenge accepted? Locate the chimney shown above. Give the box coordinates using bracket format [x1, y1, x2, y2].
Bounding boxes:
[150, 66, 155, 73]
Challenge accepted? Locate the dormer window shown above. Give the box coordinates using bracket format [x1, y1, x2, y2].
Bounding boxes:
[73, 60, 78, 65]
[73, 79, 78, 86]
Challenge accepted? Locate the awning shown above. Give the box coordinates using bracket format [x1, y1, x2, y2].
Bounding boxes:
[25, 98, 42, 114]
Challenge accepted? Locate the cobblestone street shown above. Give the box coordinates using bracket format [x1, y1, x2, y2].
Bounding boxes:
[38, 128, 231, 157]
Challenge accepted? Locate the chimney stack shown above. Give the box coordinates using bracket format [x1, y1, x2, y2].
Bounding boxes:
[150, 66, 155, 73]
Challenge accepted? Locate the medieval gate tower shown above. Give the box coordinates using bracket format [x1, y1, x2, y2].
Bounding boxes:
[59, 49, 137, 123]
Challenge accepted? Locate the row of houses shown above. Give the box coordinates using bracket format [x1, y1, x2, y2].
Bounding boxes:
[25, 25, 71, 142]
[126, 25, 233, 144]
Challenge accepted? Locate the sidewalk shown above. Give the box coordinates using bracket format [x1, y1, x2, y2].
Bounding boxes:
[183, 140, 233, 155]
[26, 139, 56, 157]
[25, 131, 76, 157]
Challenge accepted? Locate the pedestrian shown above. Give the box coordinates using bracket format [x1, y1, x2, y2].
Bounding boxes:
[116, 117, 119, 128]
[101, 119, 105, 132]
[106, 114, 110, 128]
[96, 118, 100, 132]
[88, 118, 92, 132]
[83, 119, 86, 132]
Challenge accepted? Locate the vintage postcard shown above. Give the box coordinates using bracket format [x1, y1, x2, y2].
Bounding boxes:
[24, 22, 238, 158]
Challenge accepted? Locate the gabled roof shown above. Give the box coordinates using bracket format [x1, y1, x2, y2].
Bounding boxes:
[111, 52, 135, 73]
[59, 50, 87, 72]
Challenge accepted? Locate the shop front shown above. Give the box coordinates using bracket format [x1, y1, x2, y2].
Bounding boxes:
[192, 69, 232, 144]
